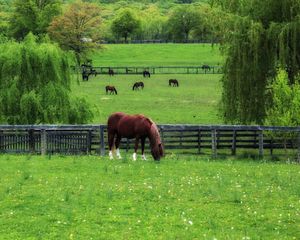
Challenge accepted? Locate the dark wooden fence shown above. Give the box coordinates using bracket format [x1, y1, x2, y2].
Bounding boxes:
[74, 66, 223, 75]
[1, 125, 300, 160]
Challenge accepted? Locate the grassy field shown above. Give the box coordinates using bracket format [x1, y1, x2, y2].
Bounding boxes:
[71, 74, 222, 124]
[91, 44, 223, 67]
[0, 155, 299, 239]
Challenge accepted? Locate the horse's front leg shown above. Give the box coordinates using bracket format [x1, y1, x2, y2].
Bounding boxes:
[141, 137, 146, 161]
[115, 135, 122, 159]
[133, 138, 139, 161]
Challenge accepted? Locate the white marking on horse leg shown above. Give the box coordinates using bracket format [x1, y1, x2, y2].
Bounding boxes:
[142, 154, 147, 161]
[109, 151, 113, 160]
[116, 148, 122, 159]
[133, 152, 137, 161]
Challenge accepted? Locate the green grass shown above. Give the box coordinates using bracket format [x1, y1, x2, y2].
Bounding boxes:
[0, 154, 299, 239]
[71, 74, 222, 124]
[92, 43, 223, 67]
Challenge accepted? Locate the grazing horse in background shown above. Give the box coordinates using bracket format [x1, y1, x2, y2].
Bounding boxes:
[201, 64, 211, 72]
[132, 81, 144, 90]
[143, 70, 151, 78]
[169, 79, 179, 87]
[108, 68, 114, 76]
[105, 85, 118, 95]
[107, 112, 164, 161]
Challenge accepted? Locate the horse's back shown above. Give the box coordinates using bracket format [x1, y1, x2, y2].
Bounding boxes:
[117, 114, 151, 138]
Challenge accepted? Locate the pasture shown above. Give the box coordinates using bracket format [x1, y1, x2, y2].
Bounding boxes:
[71, 74, 222, 124]
[0, 155, 299, 239]
[91, 44, 223, 67]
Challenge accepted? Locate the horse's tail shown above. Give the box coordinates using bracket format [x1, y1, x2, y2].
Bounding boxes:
[132, 84, 135, 91]
[177, 81, 179, 87]
[114, 88, 118, 95]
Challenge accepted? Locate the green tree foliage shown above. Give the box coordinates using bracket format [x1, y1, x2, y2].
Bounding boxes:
[0, 33, 93, 124]
[9, 0, 62, 40]
[167, 6, 199, 41]
[220, 0, 300, 124]
[48, 0, 102, 66]
[265, 69, 300, 127]
[111, 9, 141, 42]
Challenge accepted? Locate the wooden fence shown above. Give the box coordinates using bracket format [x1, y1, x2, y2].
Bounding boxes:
[75, 66, 223, 75]
[0, 125, 300, 159]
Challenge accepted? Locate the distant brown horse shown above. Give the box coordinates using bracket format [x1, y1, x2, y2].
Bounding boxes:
[143, 70, 151, 78]
[108, 68, 114, 76]
[105, 85, 118, 95]
[107, 112, 164, 161]
[132, 81, 144, 90]
[169, 79, 179, 87]
[201, 64, 211, 72]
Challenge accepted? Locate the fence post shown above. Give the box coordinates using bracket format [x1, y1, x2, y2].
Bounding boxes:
[28, 128, 35, 153]
[100, 125, 105, 156]
[232, 130, 237, 155]
[0, 130, 3, 152]
[211, 129, 217, 158]
[259, 131, 264, 158]
[41, 129, 47, 155]
[87, 130, 92, 154]
[198, 128, 201, 154]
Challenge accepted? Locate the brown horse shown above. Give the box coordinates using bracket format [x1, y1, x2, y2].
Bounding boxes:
[132, 81, 144, 90]
[108, 68, 114, 76]
[105, 85, 118, 95]
[169, 79, 179, 87]
[143, 70, 151, 78]
[107, 112, 164, 161]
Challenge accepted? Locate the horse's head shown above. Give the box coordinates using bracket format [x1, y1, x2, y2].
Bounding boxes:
[148, 122, 164, 161]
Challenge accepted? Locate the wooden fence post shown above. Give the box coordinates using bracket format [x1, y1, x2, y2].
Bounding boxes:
[28, 129, 35, 153]
[0, 130, 3, 152]
[100, 125, 105, 156]
[41, 129, 47, 155]
[87, 130, 92, 154]
[259, 131, 264, 158]
[232, 130, 237, 155]
[198, 128, 201, 154]
[211, 129, 217, 158]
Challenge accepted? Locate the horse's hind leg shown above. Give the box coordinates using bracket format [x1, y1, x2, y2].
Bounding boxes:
[141, 137, 146, 161]
[133, 138, 139, 161]
[108, 132, 115, 159]
[115, 135, 122, 159]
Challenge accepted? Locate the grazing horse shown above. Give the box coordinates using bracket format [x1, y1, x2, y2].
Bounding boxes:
[143, 70, 151, 78]
[107, 112, 164, 161]
[132, 81, 144, 90]
[108, 68, 114, 76]
[105, 85, 118, 95]
[201, 64, 211, 72]
[169, 79, 179, 87]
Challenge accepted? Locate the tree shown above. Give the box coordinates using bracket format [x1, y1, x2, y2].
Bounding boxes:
[9, 0, 61, 40]
[167, 6, 199, 41]
[219, 0, 300, 124]
[111, 9, 141, 42]
[48, 0, 102, 66]
[0, 33, 93, 124]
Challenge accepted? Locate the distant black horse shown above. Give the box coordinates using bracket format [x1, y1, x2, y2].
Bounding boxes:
[201, 65, 211, 72]
[143, 70, 151, 78]
[132, 81, 144, 90]
[106, 85, 118, 95]
[169, 79, 179, 87]
[108, 68, 115, 76]
[82, 69, 97, 81]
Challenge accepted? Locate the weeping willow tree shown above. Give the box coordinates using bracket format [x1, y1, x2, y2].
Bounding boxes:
[0, 33, 93, 124]
[220, 0, 300, 124]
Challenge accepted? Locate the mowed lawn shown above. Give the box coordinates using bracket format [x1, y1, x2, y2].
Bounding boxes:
[71, 74, 222, 124]
[0, 155, 299, 239]
[91, 43, 223, 67]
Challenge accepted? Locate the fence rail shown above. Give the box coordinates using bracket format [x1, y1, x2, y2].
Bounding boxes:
[1, 125, 300, 159]
[75, 66, 223, 75]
